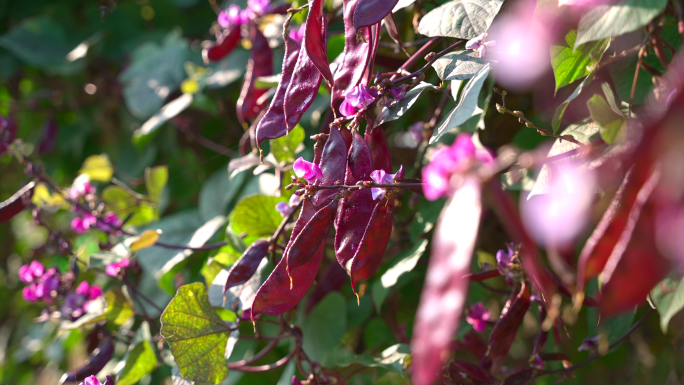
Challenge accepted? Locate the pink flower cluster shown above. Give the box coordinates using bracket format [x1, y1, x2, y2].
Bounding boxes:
[340, 85, 379, 117]
[217, 0, 270, 29]
[422, 133, 494, 200]
[465, 33, 496, 58]
[19, 261, 60, 304]
[79, 375, 113, 385]
[66, 174, 96, 200]
[61, 281, 103, 320]
[293, 157, 323, 184]
[465, 302, 491, 332]
[275, 194, 301, 217]
[370, 166, 403, 200]
[106, 258, 130, 277]
[72, 211, 122, 234]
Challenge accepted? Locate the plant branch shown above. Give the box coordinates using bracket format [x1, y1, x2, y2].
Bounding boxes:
[392, 40, 466, 85]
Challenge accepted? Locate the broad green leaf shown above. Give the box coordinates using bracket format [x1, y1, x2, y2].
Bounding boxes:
[271, 125, 305, 163]
[79, 154, 114, 182]
[145, 165, 169, 203]
[587, 94, 627, 144]
[161, 283, 233, 384]
[551, 31, 609, 91]
[136, 210, 227, 280]
[230, 194, 286, 245]
[551, 74, 593, 134]
[432, 50, 487, 81]
[104, 287, 135, 326]
[337, 344, 410, 375]
[430, 64, 490, 144]
[372, 240, 428, 312]
[134, 93, 194, 145]
[587, 280, 636, 345]
[118, 322, 158, 385]
[119, 30, 194, 119]
[651, 276, 684, 333]
[364, 318, 394, 349]
[102, 186, 156, 226]
[528, 118, 600, 198]
[131, 230, 161, 252]
[609, 57, 653, 105]
[199, 167, 246, 223]
[417, 0, 504, 39]
[376, 82, 440, 127]
[575, 0, 668, 47]
[302, 292, 347, 367]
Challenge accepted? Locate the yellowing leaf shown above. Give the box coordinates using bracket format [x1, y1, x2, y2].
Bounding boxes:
[31, 183, 68, 209]
[131, 229, 161, 251]
[181, 78, 200, 94]
[79, 154, 114, 182]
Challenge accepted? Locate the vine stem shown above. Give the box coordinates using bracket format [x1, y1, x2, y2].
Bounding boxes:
[392, 40, 466, 85]
[310, 182, 423, 191]
[268, 199, 303, 264]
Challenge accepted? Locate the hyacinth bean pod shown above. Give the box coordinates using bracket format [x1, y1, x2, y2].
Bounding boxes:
[203, 27, 241, 63]
[334, 132, 374, 270]
[251, 128, 347, 318]
[383, 13, 406, 54]
[0, 181, 35, 223]
[363, 23, 382, 85]
[237, 23, 273, 124]
[365, 126, 392, 173]
[481, 282, 531, 376]
[447, 360, 495, 384]
[304, 0, 334, 86]
[353, 0, 400, 30]
[331, 0, 372, 114]
[223, 238, 270, 296]
[283, 30, 323, 130]
[286, 199, 338, 279]
[59, 338, 114, 383]
[255, 36, 301, 148]
[411, 176, 482, 385]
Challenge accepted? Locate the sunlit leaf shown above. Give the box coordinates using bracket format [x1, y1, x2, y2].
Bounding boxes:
[651, 276, 684, 333]
[417, 0, 504, 39]
[551, 30, 609, 91]
[79, 154, 114, 182]
[130, 229, 162, 252]
[230, 194, 286, 245]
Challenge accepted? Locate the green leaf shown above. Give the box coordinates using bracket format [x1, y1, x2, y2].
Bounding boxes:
[102, 186, 156, 227]
[651, 276, 684, 333]
[302, 292, 347, 367]
[119, 30, 194, 119]
[130, 229, 161, 251]
[417, 0, 504, 39]
[134, 93, 194, 145]
[136, 210, 227, 280]
[118, 323, 158, 385]
[79, 154, 114, 182]
[199, 166, 247, 223]
[432, 50, 487, 81]
[161, 283, 234, 384]
[575, 0, 668, 47]
[337, 344, 410, 375]
[551, 31, 609, 91]
[551, 74, 593, 134]
[145, 165, 169, 208]
[271, 125, 305, 163]
[609, 57, 653, 105]
[587, 94, 627, 144]
[202, 246, 241, 287]
[104, 287, 135, 326]
[376, 82, 440, 127]
[230, 195, 286, 245]
[430, 64, 490, 144]
[372, 240, 428, 312]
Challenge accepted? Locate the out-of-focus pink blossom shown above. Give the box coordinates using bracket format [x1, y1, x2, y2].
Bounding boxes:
[496, 243, 515, 277]
[275, 194, 301, 217]
[218, 5, 249, 28]
[18, 261, 44, 283]
[370, 167, 403, 200]
[19, 265, 61, 304]
[106, 258, 130, 277]
[289, 23, 306, 44]
[248, 0, 271, 15]
[293, 157, 323, 183]
[422, 134, 494, 200]
[291, 376, 303, 385]
[521, 164, 596, 247]
[530, 354, 544, 370]
[71, 213, 97, 233]
[97, 212, 123, 233]
[81, 375, 102, 385]
[409, 122, 424, 144]
[67, 174, 96, 200]
[64, 282, 103, 320]
[22, 286, 38, 302]
[465, 33, 496, 58]
[578, 335, 600, 352]
[465, 302, 491, 332]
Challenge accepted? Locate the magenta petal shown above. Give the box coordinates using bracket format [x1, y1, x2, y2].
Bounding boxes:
[371, 187, 384, 200]
[275, 201, 290, 217]
[345, 86, 363, 108]
[18, 265, 33, 283]
[75, 281, 90, 296]
[370, 169, 387, 184]
[389, 86, 407, 100]
[422, 164, 449, 201]
[451, 133, 476, 161]
[22, 286, 37, 302]
[293, 157, 312, 179]
[339, 100, 356, 117]
[88, 285, 103, 300]
[105, 264, 119, 277]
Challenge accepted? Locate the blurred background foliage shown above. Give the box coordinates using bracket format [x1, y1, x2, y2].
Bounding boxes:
[0, 0, 683, 384]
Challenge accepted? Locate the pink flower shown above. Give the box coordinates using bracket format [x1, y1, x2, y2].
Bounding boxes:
[248, 0, 270, 14]
[97, 211, 123, 233]
[370, 166, 403, 200]
[293, 157, 323, 183]
[275, 195, 300, 217]
[66, 174, 96, 200]
[18, 261, 44, 283]
[530, 354, 544, 370]
[578, 336, 600, 352]
[465, 33, 496, 58]
[81, 375, 101, 385]
[465, 302, 491, 332]
[289, 23, 306, 44]
[22, 286, 38, 302]
[389, 85, 408, 100]
[71, 213, 97, 233]
[409, 122, 424, 144]
[422, 134, 494, 200]
[218, 5, 248, 28]
[345, 84, 378, 110]
[105, 258, 130, 277]
[339, 100, 357, 117]
[496, 243, 515, 277]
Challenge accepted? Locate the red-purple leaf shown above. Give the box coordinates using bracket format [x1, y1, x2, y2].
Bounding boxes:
[311, 127, 349, 208]
[304, 0, 334, 86]
[353, 0, 400, 30]
[481, 283, 531, 376]
[237, 23, 273, 124]
[286, 199, 338, 276]
[463, 269, 501, 281]
[411, 176, 482, 385]
[223, 239, 270, 296]
[59, 338, 114, 383]
[365, 126, 392, 173]
[0, 181, 35, 223]
[255, 36, 301, 148]
[283, 37, 323, 130]
[384, 13, 407, 55]
[334, 132, 374, 269]
[331, 0, 372, 113]
[203, 27, 241, 62]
